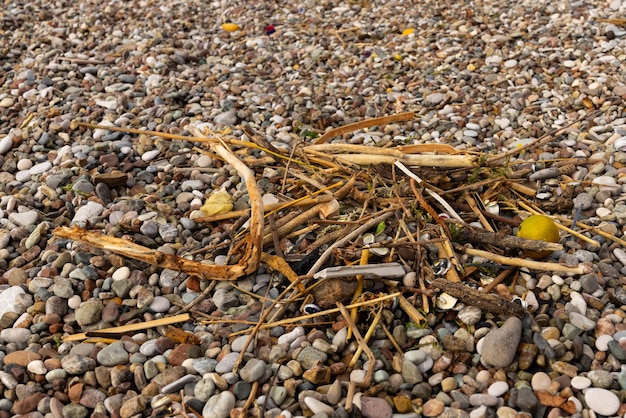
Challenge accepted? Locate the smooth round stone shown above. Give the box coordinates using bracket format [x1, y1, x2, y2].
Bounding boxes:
[487, 380, 509, 397]
[531, 372, 552, 391]
[111, 266, 130, 281]
[26, 360, 47, 375]
[584, 388, 620, 416]
[29, 161, 52, 175]
[8, 210, 38, 227]
[162, 374, 198, 394]
[239, 358, 267, 383]
[587, 370, 613, 388]
[568, 312, 596, 331]
[61, 354, 96, 374]
[571, 375, 591, 390]
[140, 339, 160, 356]
[0, 134, 13, 154]
[479, 317, 522, 367]
[215, 352, 239, 374]
[303, 397, 334, 415]
[231, 335, 254, 353]
[404, 349, 428, 364]
[373, 370, 389, 383]
[595, 334, 613, 351]
[469, 393, 498, 407]
[0, 328, 31, 344]
[149, 296, 170, 313]
[97, 341, 129, 366]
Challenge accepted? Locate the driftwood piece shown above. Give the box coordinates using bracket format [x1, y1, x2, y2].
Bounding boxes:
[456, 227, 563, 253]
[304, 149, 475, 168]
[53, 226, 248, 280]
[431, 279, 526, 318]
[460, 246, 591, 275]
[63, 313, 190, 342]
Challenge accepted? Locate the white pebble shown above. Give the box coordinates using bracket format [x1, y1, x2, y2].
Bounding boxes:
[112, 266, 131, 281]
[277, 326, 304, 345]
[487, 381, 509, 397]
[0, 134, 14, 155]
[584, 388, 620, 416]
[16, 159, 32, 170]
[27, 360, 47, 375]
[29, 161, 52, 175]
[571, 375, 591, 390]
[595, 334, 613, 351]
[142, 149, 161, 162]
[68, 295, 82, 310]
[8, 210, 38, 227]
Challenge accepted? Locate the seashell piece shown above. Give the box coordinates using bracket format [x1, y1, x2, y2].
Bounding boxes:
[457, 305, 482, 325]
[436, 293, 458, 310]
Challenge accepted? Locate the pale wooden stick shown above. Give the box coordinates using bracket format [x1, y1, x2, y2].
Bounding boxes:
[315, 153, 475, 168]
[461, 247, 591, 275]
[63, 314, 190, 342]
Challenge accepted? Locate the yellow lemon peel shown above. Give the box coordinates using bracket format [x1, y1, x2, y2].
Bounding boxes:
[200, 189, 233, 216]
[516, 214, 560, 259]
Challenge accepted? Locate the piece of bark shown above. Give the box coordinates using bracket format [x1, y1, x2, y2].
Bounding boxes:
[455, 227, 563, 253]
[431, 278, 526, 318]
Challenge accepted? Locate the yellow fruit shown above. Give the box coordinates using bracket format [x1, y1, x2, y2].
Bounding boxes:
[221, 22, 240, 32]
[516, 215, 560, 259]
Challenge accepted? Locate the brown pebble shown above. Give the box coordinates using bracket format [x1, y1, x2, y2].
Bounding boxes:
[3, 350, 41, 367]
[168, 343, 202, 366]
[393, 395, 413, 413]
[12, 392, 46, 414]
[302, 360, 331, 385]
[68, 382, 83, 404]
[329, 362, 346, 375]
[422, 399, 444, 417]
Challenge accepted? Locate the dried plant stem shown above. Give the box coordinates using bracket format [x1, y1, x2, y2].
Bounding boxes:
[307, 210, 396, 275]
[64, 314, 190, 342]
[381, 323, 404, 355]
[398, 295, 427, 326]
[194, 195, 334, 223]
[347, 249, 370, 340]
[464, 192, 495, 232]
[228, 292, 402, 336]
[432, 278, 527, 318]
[232, 277, 303, 373]
[349, 305, 383, 367]
[262, 205, 321, 246]
[337, 302, 375, 387]
[313, 111, 415, 144]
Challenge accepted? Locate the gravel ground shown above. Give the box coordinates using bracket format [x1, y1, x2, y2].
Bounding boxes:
[2, 0, 626, 417]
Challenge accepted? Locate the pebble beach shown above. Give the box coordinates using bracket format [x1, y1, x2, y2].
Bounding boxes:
[2, 0, 626, 417]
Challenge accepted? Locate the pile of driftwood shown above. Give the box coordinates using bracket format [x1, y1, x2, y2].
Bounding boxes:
[53, 110, 611, 414]
[56, 110, 604, 363]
